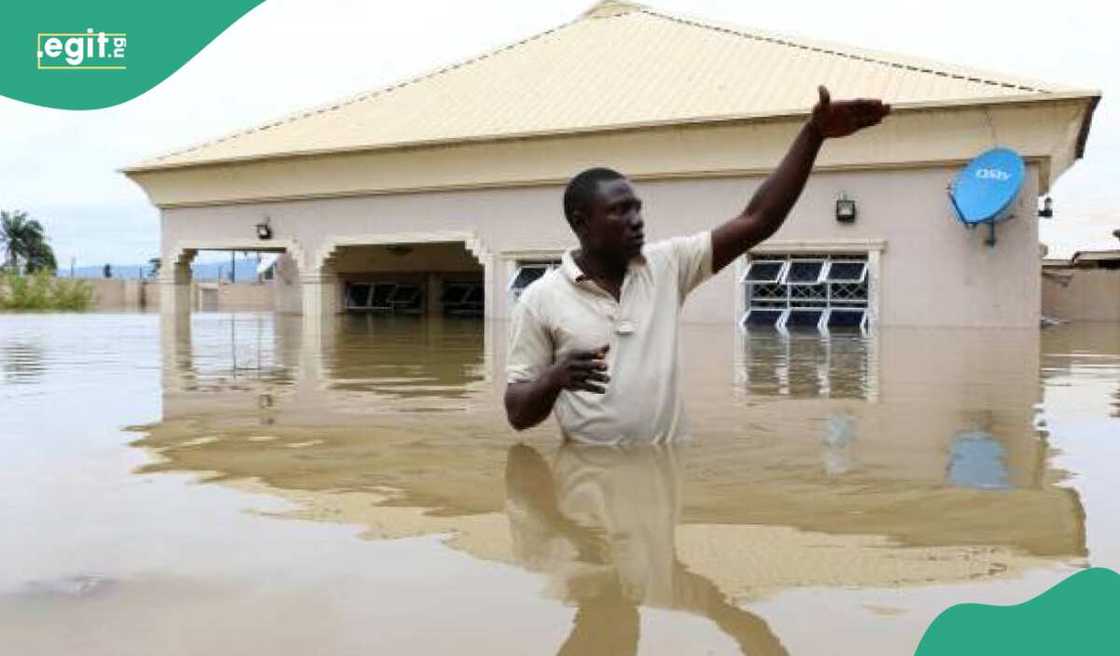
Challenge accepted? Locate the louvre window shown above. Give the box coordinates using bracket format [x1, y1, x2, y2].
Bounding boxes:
[442, 281, 484, 317]
[786, 260, 825, 284]
[370, 283, 397, 309]
[741, 308, 785, 328]
[742, 254, 869, 333]
[388, 284, 422, 312]
[825, 260, 867, 284]
[346, 281, 425, 313]
[346, 283, 373, 309]
[509, 260, 560, 300]
[784, 308, 826, 330]
[740, 260, 786, 284]
[825, 308, 868, 331]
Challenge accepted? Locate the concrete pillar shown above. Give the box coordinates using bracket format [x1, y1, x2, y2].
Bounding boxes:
[301, 271, 340, 318]
[301, 270, 342, 342]
[482, 252, 495, 320]
[426, 273, 442, 318]
[272, 252, 303, 315]
[159, 258, 193, 317]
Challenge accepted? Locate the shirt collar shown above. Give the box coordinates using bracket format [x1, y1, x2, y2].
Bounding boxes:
[561, 247, 647, 284]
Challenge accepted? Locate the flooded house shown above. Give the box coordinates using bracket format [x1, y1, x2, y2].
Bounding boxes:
[123, 0, 1099, 330]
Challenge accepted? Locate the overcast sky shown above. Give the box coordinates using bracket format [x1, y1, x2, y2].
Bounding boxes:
[0, 0, 1115, 266]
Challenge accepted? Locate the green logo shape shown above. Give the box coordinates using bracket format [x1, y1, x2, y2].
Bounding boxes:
[916, 568, 1120, 655]
[2, 0, 265, 110]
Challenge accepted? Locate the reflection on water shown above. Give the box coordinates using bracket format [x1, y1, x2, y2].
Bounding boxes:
[506, 444, 789, 655]
[3, 312, 1119, 654]
[737, 329, 875, 400]
[2, 340, 46, 385]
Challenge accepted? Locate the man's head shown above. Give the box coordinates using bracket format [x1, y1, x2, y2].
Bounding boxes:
[563, 168, 645, 263]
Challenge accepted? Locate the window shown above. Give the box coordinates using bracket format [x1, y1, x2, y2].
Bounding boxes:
[786, 259, 825, 285]
[741, 260, 786, 284]
[369, 283, 397, 310]
[346, 282, 425, 313]
[388, 284, 422, 312]
[825, 260, 867, 284]
[509, 260, 560, 300]
[442, 281, 485, 317]
[741, 254, 870, 334]
[824, 308, 868, 331]
[345, 283, 372, 309]
[441, 283, 470, 306]
[740, 308, 785, 328]
[783, 308, 826, 330]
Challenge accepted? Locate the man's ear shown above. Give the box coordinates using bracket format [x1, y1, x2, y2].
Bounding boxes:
[569, 210, 588, 237]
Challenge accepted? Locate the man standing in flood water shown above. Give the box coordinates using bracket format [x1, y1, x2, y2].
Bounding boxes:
[504, 86, 889, 443]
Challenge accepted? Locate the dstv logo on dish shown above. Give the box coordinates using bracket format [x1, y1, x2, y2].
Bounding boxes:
[975, 167, 1011, 182]
[37, 29, 128, 70]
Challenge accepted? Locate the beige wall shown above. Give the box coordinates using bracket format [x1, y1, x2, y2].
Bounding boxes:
[162, 163, 1041, 328]
[1042, 269, 1120, 321]
[141, 281, 161, 311]
[86, 279, 272, 312]
[215, 282, 274, 311]
[88, 279, 153, 310]
[88, 278, 127, 309]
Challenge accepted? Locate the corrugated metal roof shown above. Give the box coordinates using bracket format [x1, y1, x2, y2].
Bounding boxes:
[130, 0, 1096, 171]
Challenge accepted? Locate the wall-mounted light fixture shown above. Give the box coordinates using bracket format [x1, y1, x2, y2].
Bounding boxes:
[1038, 196, 1054, 219]
[835, 193, 857, 223]
[255, 216, 273, 240]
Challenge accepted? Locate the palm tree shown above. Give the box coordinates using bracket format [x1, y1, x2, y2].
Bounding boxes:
[1, 210, 55, 274]
[26, 238, 57, 273]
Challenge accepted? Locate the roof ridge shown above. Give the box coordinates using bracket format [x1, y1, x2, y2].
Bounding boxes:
[633, 4, 1052, 94]
[145, 13, 588, 165]
[582, 0, 644, 18]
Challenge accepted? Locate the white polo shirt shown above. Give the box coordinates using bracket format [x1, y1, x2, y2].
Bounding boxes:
[506, 231, 714, 444]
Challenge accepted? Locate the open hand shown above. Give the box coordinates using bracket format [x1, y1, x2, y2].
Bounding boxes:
[550, 344, 610, 394]
[810, 85, 890, 139]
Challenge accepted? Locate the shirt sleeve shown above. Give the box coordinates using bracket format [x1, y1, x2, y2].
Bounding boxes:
[505, 293, 554, 384]
[666, 230, 714, 299]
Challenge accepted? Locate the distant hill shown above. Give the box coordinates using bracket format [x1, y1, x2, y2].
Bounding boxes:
[58, 257, 266, 281]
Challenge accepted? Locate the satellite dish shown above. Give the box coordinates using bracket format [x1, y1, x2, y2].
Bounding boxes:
[949, 147, 1026, 246]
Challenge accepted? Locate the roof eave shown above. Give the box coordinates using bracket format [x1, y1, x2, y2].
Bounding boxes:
[1073, 94, 1102, 159]
[120, 90, 1101, 176]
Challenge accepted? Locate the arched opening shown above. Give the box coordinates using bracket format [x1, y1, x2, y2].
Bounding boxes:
[160, 239, 305, 316]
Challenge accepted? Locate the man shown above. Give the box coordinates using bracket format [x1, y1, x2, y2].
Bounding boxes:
[505, 86, 889, 444]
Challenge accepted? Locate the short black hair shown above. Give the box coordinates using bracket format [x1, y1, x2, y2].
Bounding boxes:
[563, 167, 625, 223]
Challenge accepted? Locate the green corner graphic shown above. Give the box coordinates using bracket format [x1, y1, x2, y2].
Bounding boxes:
[2, 0, 266, 110]
[916, 568, 1120, 655]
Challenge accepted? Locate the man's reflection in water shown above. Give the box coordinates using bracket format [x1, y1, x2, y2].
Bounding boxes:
[505, 444, 788, 656]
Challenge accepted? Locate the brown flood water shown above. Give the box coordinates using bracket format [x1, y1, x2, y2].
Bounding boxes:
[1, 312, 1117, 654]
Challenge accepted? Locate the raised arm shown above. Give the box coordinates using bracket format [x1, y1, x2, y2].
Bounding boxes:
[711, 86, 890, 273]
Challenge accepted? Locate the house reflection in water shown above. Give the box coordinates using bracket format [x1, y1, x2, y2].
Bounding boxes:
[133, 313, 1085, 649]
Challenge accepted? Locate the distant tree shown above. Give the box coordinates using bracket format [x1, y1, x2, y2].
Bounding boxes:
[25, 238, 57, 273]
[103, 263, 112, 279]
[1, 209, 48, 270]
[0, 210, 56, 274]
